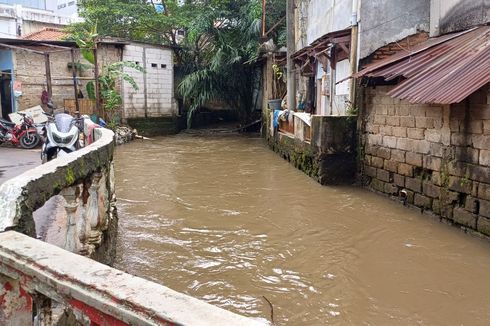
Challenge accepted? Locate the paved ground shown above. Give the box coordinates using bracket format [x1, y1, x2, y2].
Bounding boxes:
[0, 147, 41, 185]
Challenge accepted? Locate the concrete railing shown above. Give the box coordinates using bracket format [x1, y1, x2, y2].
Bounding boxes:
[0, 123, 117, 264]
[0, 231, 266, 326]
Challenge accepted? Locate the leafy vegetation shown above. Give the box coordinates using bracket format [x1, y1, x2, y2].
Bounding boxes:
[73, 0, 286, 127]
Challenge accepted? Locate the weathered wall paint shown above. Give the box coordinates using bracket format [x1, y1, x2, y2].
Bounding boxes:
[430, 0, 490, 36]
[359, 0, 430, 59]
[305, 0, 351, 45]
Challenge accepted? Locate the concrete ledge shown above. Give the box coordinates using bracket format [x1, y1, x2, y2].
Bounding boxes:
[0, 231, 267, 326]
[127, 116, 185, 136]
[0, 127, 115, 236]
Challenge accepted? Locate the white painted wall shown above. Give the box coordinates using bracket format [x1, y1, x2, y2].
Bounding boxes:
[55, 0, 78, 17]
[122, 44, 176, 119]
[0, 17, 17, 38]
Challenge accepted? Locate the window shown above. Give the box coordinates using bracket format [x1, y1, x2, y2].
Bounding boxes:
[151, 63, 158, 68]
[68, 1, 75, 5]
[161, 64, 167, 69]
[58, 3, 66, 9]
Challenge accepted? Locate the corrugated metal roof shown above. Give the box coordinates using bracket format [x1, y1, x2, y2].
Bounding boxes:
[354, 26, 490, 104]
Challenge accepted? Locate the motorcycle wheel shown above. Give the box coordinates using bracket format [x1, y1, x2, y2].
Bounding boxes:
[20, 132, 41, 149]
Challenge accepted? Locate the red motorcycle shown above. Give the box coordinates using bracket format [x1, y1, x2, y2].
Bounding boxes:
[0, 113, 41, 149]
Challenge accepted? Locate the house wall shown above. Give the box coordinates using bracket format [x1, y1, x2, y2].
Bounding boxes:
[361, 84, 490, 237]
[430, 0, 490, 36]
[13, 49, 84, 110]
[304, 0, 351, 46]
[359, 0, 430, 59]
[122, 44, 175, 119]
[12, 43, 124, 113]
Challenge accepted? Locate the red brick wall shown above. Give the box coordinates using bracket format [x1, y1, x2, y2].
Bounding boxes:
[362, 32, 429, 66]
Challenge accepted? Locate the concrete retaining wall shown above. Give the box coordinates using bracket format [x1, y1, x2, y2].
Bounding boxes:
[360, 84, 490, 237]
[264, 111, 357, 184]
[0, 125, 118, 265]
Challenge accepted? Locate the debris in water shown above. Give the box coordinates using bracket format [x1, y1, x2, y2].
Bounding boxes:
[262, 295, 274, 324]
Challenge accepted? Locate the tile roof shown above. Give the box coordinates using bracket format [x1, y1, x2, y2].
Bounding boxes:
[22, 28, 68, 41]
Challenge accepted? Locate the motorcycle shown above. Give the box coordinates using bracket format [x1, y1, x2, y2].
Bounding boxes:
[41, 112, 84, 163]
[0, 112, 41, 149]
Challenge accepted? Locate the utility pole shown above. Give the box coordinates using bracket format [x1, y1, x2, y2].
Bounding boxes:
[286, 0, 296, 111]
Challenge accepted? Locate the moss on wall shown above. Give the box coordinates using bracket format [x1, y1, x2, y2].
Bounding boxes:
[267, 132, 355, 185]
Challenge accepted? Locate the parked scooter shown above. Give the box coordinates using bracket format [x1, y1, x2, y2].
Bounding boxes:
[41, 112, 84, 163]
[0, 112, 41, 149]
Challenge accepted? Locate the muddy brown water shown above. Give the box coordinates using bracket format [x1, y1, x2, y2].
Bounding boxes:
[115, 134, 490, 325]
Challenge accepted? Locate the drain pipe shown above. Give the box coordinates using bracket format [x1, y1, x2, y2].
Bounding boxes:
[400, 189, 408, 206]
[349, 0, 359, 108]
[286, 0, 296, 111]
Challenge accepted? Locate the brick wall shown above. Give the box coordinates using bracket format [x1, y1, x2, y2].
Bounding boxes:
[362, 32, 429, 66]
[361, 84, 490, 236]
[13, 45, 122, 112]
[14, 49, 86, 111]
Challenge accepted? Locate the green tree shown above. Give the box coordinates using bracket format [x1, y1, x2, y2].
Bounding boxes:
[73, 0, 286, 127]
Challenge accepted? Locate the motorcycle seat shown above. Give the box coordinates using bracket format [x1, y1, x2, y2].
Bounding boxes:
[0, 118, 15, 127]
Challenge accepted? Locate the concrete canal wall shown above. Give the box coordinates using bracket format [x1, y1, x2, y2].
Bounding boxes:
[0, 125, 118, 265]
[361, 84, 490, 236]
[264, 111, 357, 185]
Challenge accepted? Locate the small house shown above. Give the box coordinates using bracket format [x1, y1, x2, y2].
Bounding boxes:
[0, 37, 178, 134]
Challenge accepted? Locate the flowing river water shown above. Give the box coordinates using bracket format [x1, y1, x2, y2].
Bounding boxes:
[114, 134, 490, 325]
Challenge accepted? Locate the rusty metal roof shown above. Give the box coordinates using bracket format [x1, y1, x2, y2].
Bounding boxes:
[355, 26, 490, 104]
